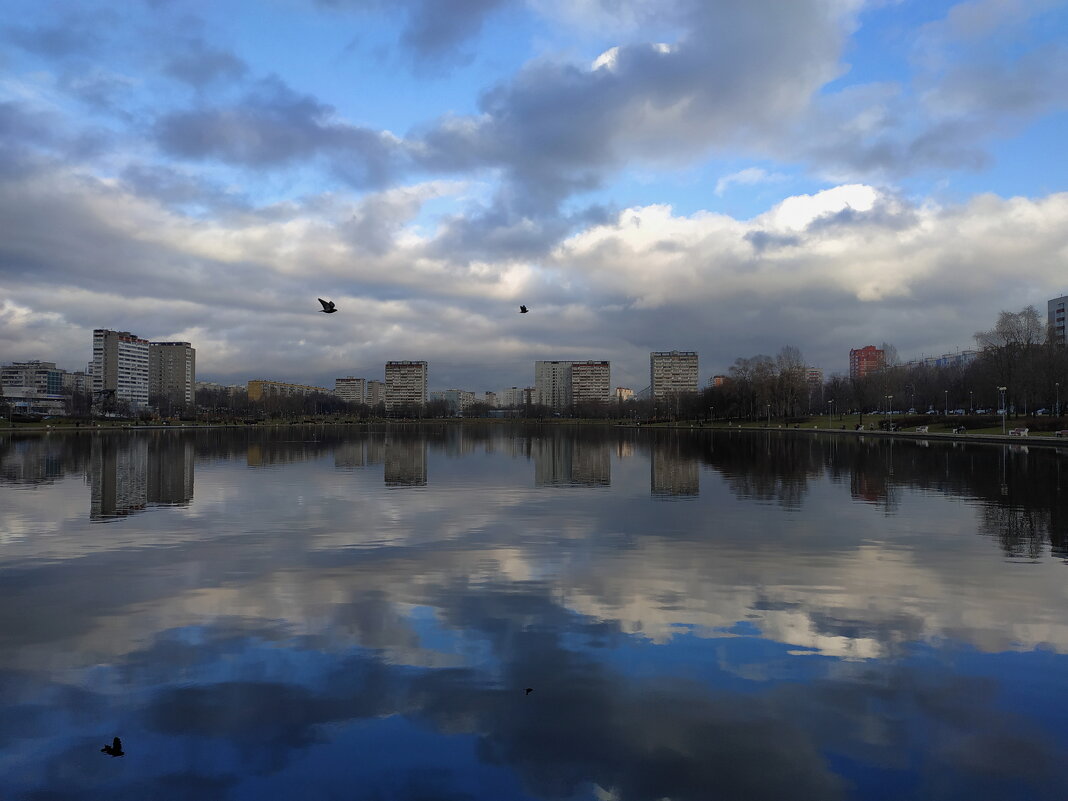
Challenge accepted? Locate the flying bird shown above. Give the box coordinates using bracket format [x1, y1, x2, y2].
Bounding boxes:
[524, 687, 534, 695]
[519, 305, 528, 314]
[318, 298, 338, 314]
[101, 737, 124, 757]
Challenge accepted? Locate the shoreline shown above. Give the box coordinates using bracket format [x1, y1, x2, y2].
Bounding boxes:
[2, 418, 1065, 447]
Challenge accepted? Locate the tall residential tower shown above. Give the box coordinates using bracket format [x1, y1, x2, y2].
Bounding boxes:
[650, 351, 698, 398]
[93, 329, 150, 408]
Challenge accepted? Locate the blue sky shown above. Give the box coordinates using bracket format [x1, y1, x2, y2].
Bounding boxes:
[2, 0, 1067, 390]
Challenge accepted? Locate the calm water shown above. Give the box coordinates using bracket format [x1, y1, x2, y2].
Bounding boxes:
[2, 425, 1067, 800]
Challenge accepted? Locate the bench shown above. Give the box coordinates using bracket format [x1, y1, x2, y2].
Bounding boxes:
[952, 426, 966, 434]
[1056, 430, 1068, 438]
[1008, 428, 1029, 437]
[915, 426, 929, 433]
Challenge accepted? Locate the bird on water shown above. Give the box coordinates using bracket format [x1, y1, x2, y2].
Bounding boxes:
[318, 298, 338, 314]
[101, 737, 124, 757]
[525, 687, 534, 695]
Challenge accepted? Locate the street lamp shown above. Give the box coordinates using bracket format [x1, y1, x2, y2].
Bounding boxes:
[767, 404, 771, 427]
[827, 398, 833, 425]
[1057, 382, 1061, 418]
[969, 390, 973, 414]
[998, 386, 1007, 434]
[944, 389, 949, 417]
[886, 394, 893, 428]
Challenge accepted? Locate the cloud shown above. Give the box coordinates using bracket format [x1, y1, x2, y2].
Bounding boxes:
[163, 42, 248, 88]
[2, 9, 116, 57]
[399, 0, 512, 68]
[715, 167, 788, 196]
[155, 77, 405, 187]
[414, 0, 858, 210]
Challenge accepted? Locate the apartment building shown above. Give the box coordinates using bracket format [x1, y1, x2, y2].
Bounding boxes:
[1049, 295, 1066, 345]
[385, 361, 427, 412]
[149, 342, 195, 405]
[650, 351, 698, 398]
[849, 346, 885, 380]
[570, 361, 611, 404]
[534, 360, 572, 410]
[93, 329, 150, 408]
[1, 361, 65, 394]
[615, 387, 634, 402]
[247, 379, 328, 401]
[335, 376, 367, 404]
[367, 379, 386, 407]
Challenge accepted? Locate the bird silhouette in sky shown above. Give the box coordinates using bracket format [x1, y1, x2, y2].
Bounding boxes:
[519, 305, 529, 314]
[101, 737, 124, 757]
[525, 687, 534, 695]
[318, 298, 338, 314]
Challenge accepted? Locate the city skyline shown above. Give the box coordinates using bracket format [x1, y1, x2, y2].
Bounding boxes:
[1, 1, 1067, 391]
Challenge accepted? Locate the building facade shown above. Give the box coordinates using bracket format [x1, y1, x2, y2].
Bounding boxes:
[93, 329, 150, 408]
[63, 371, 91, 394]
[385, 361, 427, 412]
[535, 361, 572, 410]
[615, 387, 634, 402]
[1, 361, 65, 394]
[849, 346, 885, 380]
[650, 351, 699, 398]
[335, 377, 366, 404]
[247, 380, 328, 401]
[570, 361, 611, 405]
[149, 342, 195, 406]
[1050, 295, 1067, 346]
[367, 379, 386, 407]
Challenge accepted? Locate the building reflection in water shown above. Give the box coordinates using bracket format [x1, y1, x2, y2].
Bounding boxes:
[650, 433, 699, 498]
[384, 436, 427, 486]
[89, 434, 193, 520]
[533, 432, 610, 487]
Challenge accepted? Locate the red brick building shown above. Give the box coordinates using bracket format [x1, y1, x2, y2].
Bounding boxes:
[849, 346, 885, 380]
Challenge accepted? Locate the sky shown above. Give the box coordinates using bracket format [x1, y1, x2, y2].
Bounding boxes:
[1, 0, 1067, 392]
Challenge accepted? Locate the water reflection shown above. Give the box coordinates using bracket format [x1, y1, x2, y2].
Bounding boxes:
[2, 426, 1068, 799]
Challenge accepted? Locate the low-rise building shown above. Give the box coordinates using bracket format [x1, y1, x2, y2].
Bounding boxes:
[247, 380, 328, 401]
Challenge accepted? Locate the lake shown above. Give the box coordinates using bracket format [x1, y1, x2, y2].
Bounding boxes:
[2, 425, 1067, 800]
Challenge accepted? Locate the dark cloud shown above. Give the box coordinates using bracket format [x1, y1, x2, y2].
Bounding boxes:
[56, 69, 134, 118]
[412, 0, 851, 213]
[399, 0, 511, 67]
[163, 43, 248, 88]
[3, 10, 115, 57]
[120, 163, 249, 213]
[154, 77, 403, 187]
[315, 0, 511, 68]
[744, 230, 800, 252]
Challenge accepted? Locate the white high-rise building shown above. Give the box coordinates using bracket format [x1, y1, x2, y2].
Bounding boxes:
[93, 329, 150, 408]
[650, 351, 698, 399]
[570, 361, 611, 404]
[535, 361, 572, 410]
[385, 361, 427, 412]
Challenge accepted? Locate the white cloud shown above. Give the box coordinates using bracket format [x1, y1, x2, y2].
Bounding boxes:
[714, 167, 789, 196]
